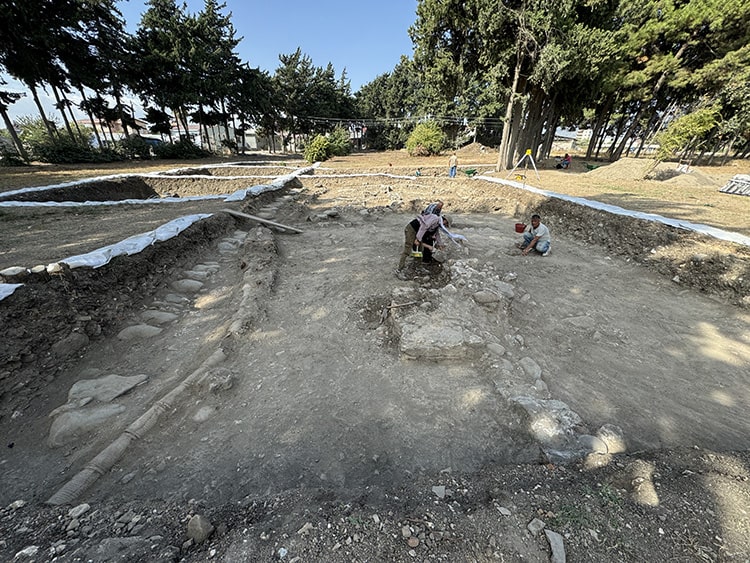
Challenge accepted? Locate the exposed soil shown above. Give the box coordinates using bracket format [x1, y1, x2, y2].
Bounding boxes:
[1, 149, 749, 562]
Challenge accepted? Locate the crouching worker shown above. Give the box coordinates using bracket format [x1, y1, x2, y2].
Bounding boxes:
[397, 211, 443, 274]
[519, 213, 551, 256]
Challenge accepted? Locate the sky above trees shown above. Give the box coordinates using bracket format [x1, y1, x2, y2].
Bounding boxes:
[2, 0, 748, 166]
[3, 0, 419, 120]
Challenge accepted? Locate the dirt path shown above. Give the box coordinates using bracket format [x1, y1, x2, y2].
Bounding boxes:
[2, 156, 750, 561]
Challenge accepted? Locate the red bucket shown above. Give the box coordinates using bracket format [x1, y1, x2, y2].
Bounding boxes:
[514, 223, 526, 233]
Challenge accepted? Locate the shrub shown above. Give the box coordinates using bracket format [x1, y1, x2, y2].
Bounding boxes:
[117, 135, 152, 160]
[405, 121, 446, 156]
[153, 138, 209, 159]
[327, 126, 352, 157]
[304, 135, 330, 163]
[30, 134, 104, 163]
[220, 138, 238, 152]
[14, 116, 119, 163]
[0, 144, 27, 166]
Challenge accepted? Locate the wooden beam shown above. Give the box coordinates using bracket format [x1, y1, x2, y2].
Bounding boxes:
[221, 208, 303, 233]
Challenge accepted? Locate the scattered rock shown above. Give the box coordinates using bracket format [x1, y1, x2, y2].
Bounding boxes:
[187, 514, 214, 543]
[48, 403, 127, 447]
[527, 518, 546, 535]
[117, 324, 163, 340]
[545, 529, 566, 562]
[68, 373, 148, 403]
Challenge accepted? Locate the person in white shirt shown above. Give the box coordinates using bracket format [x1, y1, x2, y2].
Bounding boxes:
[519, 214, 551, 256]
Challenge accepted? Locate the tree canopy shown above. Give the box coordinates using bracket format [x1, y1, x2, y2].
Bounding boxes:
[1, 0, 749, 164]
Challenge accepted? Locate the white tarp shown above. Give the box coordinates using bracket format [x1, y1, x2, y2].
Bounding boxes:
[0, 163, 318, 302]
[0, 214, 211, 302]
[0, 165, 316, 208]
[0, 284, 23, 301]
[480, 175, 750, 248]
[59, 213, 212, 269]
[0, 194, 225, 208]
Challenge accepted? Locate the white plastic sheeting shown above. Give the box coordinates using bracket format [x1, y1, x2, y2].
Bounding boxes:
[0, 163, 316, 208]
[0, 284, 23, 301]
[0, 194, 226, 208]
[224, 170, 313, 201]
[0, 163, 317, 301]
[59, 213, 212, 269]
[0, 214, 212, 302]
[480, 175, 750, 248]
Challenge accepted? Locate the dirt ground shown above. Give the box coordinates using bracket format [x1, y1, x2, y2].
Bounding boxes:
[1, 147, 750, 562]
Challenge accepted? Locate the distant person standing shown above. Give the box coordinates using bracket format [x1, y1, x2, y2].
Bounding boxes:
[448, 153, 458, 178]
[519, 214, 551, 256]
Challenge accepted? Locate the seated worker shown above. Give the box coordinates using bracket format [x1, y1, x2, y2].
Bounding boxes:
[519, 213, 551, 256]
[397, 211, 443, 273]
[556, 153, 571, 169]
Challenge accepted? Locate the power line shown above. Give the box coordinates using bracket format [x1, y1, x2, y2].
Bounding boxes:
[295, 114, 506, 127]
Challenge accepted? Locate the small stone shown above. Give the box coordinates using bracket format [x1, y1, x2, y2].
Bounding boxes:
[432, 485, 446, 499]
[68, 503, 90, 519]
[8, 500, 26, 510]
[401, 525, 412, 538]
[519, 357, 542, 379]
[171, 279, 204, 293]
[297, 522, 314, 535]
[473, 290, 500, 304]
[407, 537, 419, 548]
[117, 324, 162, 340]
[0, 266, 28, 283]
[13, 545, 39, 559]
[527, 518, 546, 535]
[545, 529, 566, 563]
[66, 518, 80, 531]
[486, 343, 506, 357]
[187, 514, 214, 543]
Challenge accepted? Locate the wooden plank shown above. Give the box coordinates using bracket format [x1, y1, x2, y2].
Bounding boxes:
[221, 209, 303, 233]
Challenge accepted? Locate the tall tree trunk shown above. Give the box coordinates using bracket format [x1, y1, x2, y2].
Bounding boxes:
[586, 96, 613, 159]
[517, 87, 545, 160]
[200, 106, 212, 152]
[114, 93, 130, 137]
[507, 100, 524, 166]
[720, 134, 738, 165]
[0, 104, 30, 161]
[58, 87, 83, 138]
[28, 83, 56, 139]
[51, 84, 76, 141]
[732, 138, 749, 159]
[77, 87, 103, 148]
[68, 104, 83, 138]
[221, 98, 231, 149]
[606, 110, 630, 160]
[496, 51, 524, 171]
[171, 107, 183, 140]
[639, 99, 676, 158]
[612, 42, 688, 161]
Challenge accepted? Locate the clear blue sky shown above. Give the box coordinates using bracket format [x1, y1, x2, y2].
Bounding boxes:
[117, 0, 419, 91]
[3, 0, 418, 120]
